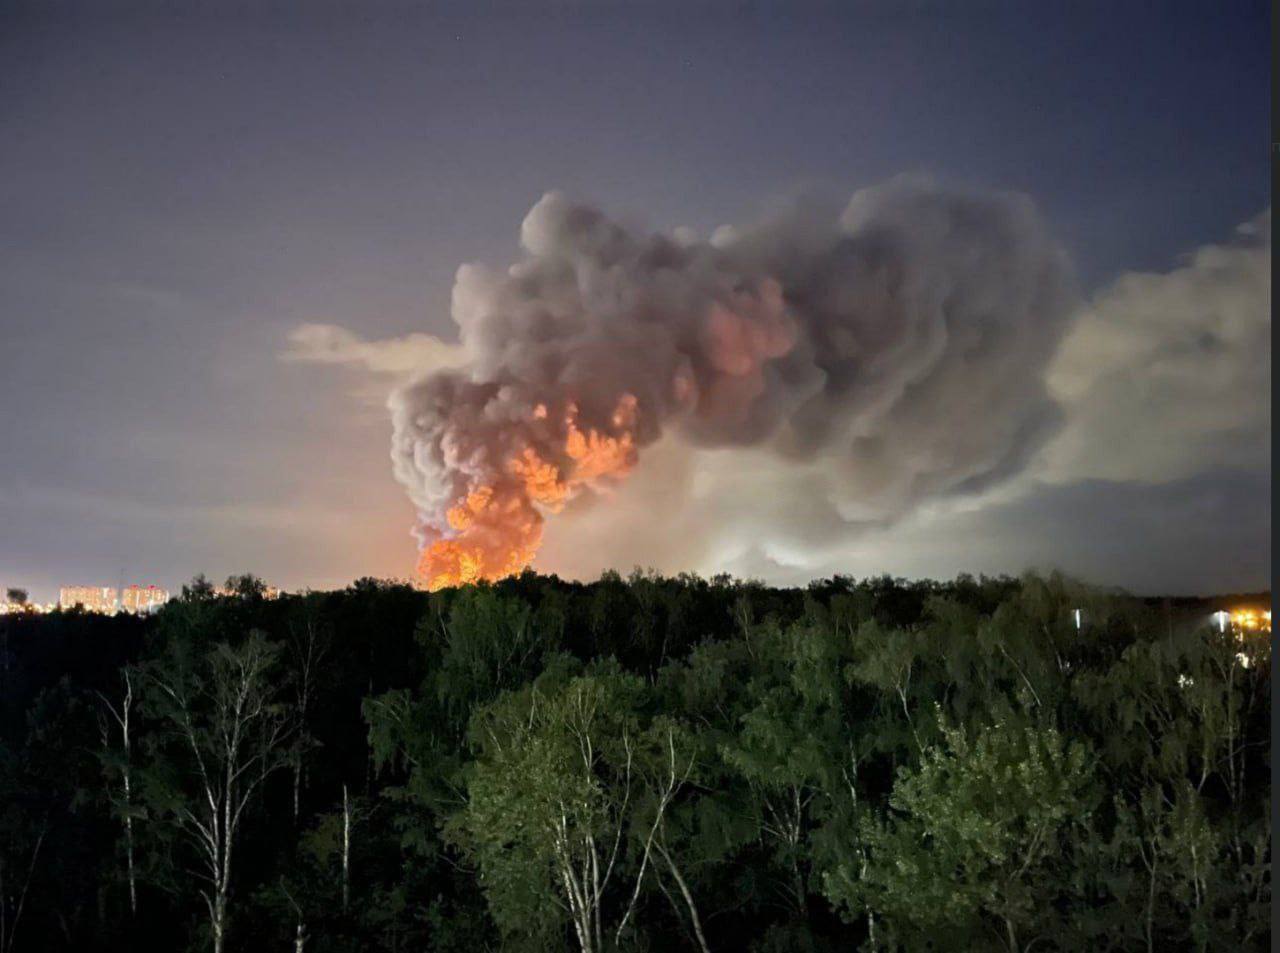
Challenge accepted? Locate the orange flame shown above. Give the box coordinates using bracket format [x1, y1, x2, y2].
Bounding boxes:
[418, 394, 640, 590]
[417, 486, 543, 589]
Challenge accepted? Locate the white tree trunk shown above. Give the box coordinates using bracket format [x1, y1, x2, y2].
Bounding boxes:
[211, 891, 227, 953]
[147, 635, 294, 953]
[0, 827, 46, 953]
[293, 758, 301, 825]
[656, 842, 711, 953]
[98, 670, 138, 916]
[342, 784, 351, 913]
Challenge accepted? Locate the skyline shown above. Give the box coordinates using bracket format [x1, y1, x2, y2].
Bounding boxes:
[1, 2, 1270, 601]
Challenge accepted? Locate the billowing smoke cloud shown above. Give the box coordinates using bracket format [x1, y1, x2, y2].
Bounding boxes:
[390, 176, 1076, 588]
[1043, 209, 1271, 484]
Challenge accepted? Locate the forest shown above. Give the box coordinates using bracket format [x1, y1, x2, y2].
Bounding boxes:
[0, 571, 1270, 952]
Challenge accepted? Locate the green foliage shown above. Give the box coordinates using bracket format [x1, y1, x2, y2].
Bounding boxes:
[850, 718, 1097, 950]
[451, 661, 656, 946]
[0, 573, 1269, 952]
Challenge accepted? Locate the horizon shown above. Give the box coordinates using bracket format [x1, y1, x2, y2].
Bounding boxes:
[1, 2, 1270, 603]
[8, 567, 1275, 609]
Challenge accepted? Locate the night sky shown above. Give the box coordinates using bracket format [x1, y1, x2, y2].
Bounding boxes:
[1, 2, 1269, 600]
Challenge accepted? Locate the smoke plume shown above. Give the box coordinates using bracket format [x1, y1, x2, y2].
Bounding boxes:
[390, 176, 1076, 589]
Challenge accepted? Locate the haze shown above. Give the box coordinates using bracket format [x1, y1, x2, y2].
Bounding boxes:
[0, 2, 1269, 600]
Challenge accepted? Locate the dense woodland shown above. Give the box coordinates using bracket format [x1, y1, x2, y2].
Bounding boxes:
[0, 571, 1270, 952]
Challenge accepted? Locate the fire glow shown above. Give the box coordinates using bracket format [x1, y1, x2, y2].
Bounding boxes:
[391, 183, 1077, 592]
[418, 395, 639, 590]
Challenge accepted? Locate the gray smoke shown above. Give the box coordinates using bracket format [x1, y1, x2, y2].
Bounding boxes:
[390, 175, 1076, 579]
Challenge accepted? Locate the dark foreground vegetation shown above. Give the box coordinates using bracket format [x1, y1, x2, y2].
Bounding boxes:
[0, 572, 1270, 952]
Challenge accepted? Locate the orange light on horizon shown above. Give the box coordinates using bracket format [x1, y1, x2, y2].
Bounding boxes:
[1228, 608, 1271, 634]
[417, 394, 640, 591]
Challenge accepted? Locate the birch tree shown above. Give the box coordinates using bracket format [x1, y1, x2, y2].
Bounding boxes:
[286, 615, 328, 825]
[139, 632, 295, 953]
[95, 667, 139, 917]
[455, 663, 692, 953]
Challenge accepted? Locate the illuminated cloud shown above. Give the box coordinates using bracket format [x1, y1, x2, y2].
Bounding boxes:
[282, 322, 466, 378]
[538, 210, 1273, 591]
[289, 202, 1268, 593]
[388, 178, 1076, 586]
[1042, 210, 1270, 483]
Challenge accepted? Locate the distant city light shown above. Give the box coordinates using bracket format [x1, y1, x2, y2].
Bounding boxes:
[60, 585, 119, 613]
[1228, 608, 1271, 634]
[47, 584, 173, 615]
[214, 584, 284, 600]
[2, 581, 288, 616]
[121, 584, 171, 615]
[0, 599, 56, 615]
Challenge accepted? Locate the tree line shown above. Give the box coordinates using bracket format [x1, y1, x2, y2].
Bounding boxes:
[0, 571, 1269, 952]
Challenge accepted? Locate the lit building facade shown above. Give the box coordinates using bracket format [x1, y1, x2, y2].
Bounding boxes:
[121, 584, 170, 614]
[59, 586, 119, 613]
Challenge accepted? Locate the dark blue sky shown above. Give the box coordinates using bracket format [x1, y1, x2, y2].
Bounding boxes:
[0, 2, 1269, 599]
